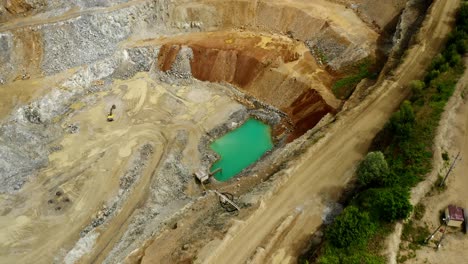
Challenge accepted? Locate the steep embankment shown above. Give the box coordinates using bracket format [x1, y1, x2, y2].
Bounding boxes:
[149, 0, 381, 139]
[139, 31, 341, 140]
[169, 0, 379, 71]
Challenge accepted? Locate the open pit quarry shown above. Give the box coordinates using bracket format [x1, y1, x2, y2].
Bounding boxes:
[0, 0, 459, 263]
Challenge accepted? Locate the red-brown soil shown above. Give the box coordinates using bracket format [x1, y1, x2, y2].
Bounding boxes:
[149, 31, 340, 140]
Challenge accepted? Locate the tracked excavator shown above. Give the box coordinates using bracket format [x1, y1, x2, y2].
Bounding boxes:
[107, 104, 116, 122]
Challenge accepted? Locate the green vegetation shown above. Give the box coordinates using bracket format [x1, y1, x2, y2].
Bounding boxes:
[315, 2, 468, 263]
[399, 220, 430, 261]
[313, 46, 329, 65]
[413, 203, 426, 221]
[326, 206, 376, 248]
[442, 151, 449, 161]
[358, 188, 412, 222]
[357, 152, 390, 188]
[332, 60, 375, 99]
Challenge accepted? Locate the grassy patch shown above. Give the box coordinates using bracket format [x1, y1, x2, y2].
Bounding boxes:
[402, 220, 430, 246]
[399, 220, 431, 263]
[313, 46, 329, 65]
[413, 203, 426, 220]
[332, 60, 375, 99]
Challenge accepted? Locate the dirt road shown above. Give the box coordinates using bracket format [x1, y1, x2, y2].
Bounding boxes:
[198, 0, 460, 263]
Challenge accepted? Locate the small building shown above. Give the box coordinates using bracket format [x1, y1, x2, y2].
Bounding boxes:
[465, 210, 468, 234]
[445, 205, 465, 227]
[194, 169, 209, 184]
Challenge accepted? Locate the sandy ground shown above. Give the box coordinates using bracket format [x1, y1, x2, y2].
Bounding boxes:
[400, 58, 468, 264]
[0, 69, 77, 120]
[173, 0, 458, 263]
[330, 0, 408, 30]
[0, 73, 244, 263]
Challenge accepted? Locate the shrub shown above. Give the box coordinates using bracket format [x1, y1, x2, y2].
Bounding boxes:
[387, 101, 415, 140]
[326, 206, 376, 248]
[442, 152, 449, 161]
[410, 80, 425, 101]
[414, 203, 426, 220]
[410, 80, 425, 91]
[457, 2, 468, 31]
[425, 69, 440, 83]
[317, 247, 340, 264]
[429, 54, 445, 71]
[358, 188, 413, 222]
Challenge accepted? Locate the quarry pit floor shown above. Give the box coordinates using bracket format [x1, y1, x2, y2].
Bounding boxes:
[0, 71, 270, 263]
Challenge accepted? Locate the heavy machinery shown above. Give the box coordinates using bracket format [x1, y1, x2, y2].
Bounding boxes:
[107, 104, 116, 122]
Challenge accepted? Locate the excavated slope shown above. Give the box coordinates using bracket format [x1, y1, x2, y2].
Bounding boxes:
[169, 0, 379, 70]
[146, 32, 341, 139]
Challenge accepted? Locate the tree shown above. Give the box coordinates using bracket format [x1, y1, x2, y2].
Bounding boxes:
[388, 101, 415, 140]
[410, 80, 425, 101]
[457, 2, 468, 32]
[429, 54, 445, 71]
[326, 206, 376, 248]
[358, 188, 413, 222]
[357, 151, 390, 187]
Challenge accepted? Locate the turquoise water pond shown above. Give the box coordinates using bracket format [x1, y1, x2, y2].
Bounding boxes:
[210, 118, 273, 181]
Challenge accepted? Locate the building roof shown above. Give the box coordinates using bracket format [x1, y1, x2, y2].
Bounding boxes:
[195, 169, 209, 182]
[448, 205, 465, 222]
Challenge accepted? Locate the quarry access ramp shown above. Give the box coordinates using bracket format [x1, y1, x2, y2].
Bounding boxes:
[195, 0, 460, 263]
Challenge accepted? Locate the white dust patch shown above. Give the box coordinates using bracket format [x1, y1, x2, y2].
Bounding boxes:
[322, 202, 343, 225]
[64, 231, 99, 264]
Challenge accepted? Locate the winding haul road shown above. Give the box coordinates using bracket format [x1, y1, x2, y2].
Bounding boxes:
[200, 0, 461, 263]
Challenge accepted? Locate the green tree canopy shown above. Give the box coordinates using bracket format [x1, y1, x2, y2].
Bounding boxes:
[326, 206, 376, 248]
[357, 151, 390, 187]
[358, 188, 413, 222]
[388, 100, 415, 140]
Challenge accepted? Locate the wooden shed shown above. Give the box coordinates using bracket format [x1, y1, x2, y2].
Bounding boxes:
[445, 205, 465, 228]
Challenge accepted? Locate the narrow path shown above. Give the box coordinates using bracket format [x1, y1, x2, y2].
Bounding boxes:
[199, 0, 460, 263]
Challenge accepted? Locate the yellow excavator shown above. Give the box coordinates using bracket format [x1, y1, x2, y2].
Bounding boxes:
[107, 105, 116, 122]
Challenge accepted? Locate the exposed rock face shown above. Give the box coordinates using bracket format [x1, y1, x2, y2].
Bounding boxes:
[0, 0, 131, 22]
[155, 35, 340, 140]
[189, 46, 267, 87]
[0, 0, 165, 82]
[169, 0, 379, 71]
[4, 0, 35, 15]
[0, 0, 381, 83]
[0, 32, 14, 83]
[40, 3, 154, 75]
